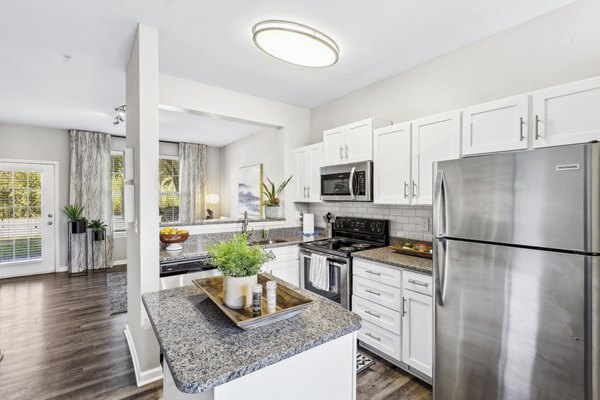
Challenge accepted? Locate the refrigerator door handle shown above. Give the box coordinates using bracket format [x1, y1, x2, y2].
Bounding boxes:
[434, 239, 447, 306]
[434, 169, 447, 238]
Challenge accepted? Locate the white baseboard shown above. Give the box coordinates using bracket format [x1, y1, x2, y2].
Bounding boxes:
[113, 259, 127, 266]
[124, 325, 163, 387]
[56, 266, 68, 272]
[55, 260, 125, 273]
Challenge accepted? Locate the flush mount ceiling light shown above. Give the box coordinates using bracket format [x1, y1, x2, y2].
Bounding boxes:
[252, 20, 339, 68]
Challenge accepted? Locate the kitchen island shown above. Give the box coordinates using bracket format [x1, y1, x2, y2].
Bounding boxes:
[143, 274, 361, 400]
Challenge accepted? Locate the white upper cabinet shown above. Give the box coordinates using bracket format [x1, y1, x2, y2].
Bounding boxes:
[373, 122, 412, 205]
[462, 95, 529, 156]
[411, 111, 461, 205]
[532, 76, 600, 148]
[322, 118, 391, 166]
[293, 143, 323, 203]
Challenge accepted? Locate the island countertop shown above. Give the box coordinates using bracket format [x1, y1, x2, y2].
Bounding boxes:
[142, 275, 361, 394]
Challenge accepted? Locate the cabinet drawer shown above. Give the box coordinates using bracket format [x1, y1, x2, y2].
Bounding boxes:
[352, 295, 401, 334]
[353, 259, 402, 288]
[402, 271, 432, 297]
[353, 276, 402, 311]
[358, 320, 401, 361]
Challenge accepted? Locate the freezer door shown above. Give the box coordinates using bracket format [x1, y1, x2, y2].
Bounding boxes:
[433, 142, 600, 253]
[434, 239, 593, 400]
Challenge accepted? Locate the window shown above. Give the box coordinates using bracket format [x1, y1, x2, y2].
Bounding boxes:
[111, 152, 126, 233]
[159, 157, 180, 223]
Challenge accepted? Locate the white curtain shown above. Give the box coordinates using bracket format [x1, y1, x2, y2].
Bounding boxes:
[179, 142, 207, 224]
[68, 130, 113, 271]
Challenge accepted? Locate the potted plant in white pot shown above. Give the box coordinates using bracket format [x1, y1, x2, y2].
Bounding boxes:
[208, 234, 274, 309]
[262, 175, 293, 219]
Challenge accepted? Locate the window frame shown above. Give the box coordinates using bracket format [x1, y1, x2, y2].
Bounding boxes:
[158, 155, 180, 224]
[110, 151, 127, 236]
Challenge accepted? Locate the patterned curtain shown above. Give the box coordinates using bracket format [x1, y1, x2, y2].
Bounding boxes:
[68, 130, 113, 271]
[178, 142, 207, 224]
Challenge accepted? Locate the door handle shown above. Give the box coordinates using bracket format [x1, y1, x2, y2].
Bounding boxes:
[365, 289, 381, 296]
[403, 181, 409, 199]
[402, 297, 407, 316]
[349, 166, 357, 200]
[365, 310, 381, 319]
[519, 117, 525, 141]
[339, 146, 344, 160]
[303, 186, 307, 198]
[412, 180, 417, 199]
[307, 186, 310, 198]
[365, 332, 381, 342]
[408, 278, 429, 288]
[434, 239, 448, 306]
[433, 169, 447, 238]
[535, 115, 541, 140]
[345, 145, 349, 159]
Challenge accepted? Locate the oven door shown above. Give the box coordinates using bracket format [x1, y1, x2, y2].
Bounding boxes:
[300, 250, 350, 309]
[320, 161, 372, 202]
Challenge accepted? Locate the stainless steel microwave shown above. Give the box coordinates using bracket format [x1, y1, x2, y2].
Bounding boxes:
[320, 161, 373, 202]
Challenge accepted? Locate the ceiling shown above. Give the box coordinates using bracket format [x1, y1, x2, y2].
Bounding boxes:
[0, 0, 575, 142]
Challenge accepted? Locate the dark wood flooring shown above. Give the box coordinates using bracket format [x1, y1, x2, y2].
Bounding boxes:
[0, 271, 431, 400]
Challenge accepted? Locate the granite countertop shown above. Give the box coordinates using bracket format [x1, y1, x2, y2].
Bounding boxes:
[142, 275, 361, 394]
[353, 246, 433, 275]
[160, 233, 324, 263]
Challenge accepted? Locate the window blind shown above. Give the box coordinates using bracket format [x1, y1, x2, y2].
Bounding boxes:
[159, 157, 180, 223]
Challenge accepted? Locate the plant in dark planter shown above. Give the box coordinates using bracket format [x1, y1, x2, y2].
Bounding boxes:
[88, 219, 108, 241]
[262, 175, 293, 219]
[63, 204, 87, 233]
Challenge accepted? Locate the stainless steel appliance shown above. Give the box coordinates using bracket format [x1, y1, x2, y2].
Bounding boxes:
[320, 161, 373, 201]
[300, 217, 389, 308]
[159, 256, 221, 290]
[433, 142, 600, 400]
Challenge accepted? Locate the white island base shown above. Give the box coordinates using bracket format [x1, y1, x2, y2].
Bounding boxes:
[163, 332, 357, 400]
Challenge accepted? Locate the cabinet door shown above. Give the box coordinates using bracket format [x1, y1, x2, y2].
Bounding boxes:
[402, 289, 432, 378]
[345, 118, 374, 163]
[307, 143, 323, 203]
[323, 127, 346, 166]
[462, 95, 529, 155]
[373, 123, 411, 204]
[411, 111, 461, 205]
[269, 260, 300, 287]
[532, 76, 600, 148]
[293, 147, 309, 202]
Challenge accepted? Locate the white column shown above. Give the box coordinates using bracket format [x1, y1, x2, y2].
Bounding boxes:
[125, 23, 162, 386]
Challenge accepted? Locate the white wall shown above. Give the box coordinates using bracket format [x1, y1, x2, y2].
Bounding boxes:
[310, 0, 600, 141]
[221, 128, 283, 218]
[0, 123, 70, 268]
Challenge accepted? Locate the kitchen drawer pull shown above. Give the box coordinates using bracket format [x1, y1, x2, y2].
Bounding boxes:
[365, 270, 381, 276]
[519, 117, 525, 141]
[339, 146, 344, 160]
[365, 332, 381, 342]
[365, 289, 381, 296]
[307, 186, 310, 198]
[535, 115, 541, 139]
[345, 145, 349, 159]
[408, 278, 429, 288]
[403, 181, 409, 199]
[402, 297, 407, 316]
[412, 180, 417, 199]
[364, 310, 381, 319]
[303, 186, 307, 198]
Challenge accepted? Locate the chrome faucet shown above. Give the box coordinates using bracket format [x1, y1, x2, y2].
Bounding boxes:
[241, 211, 249, 235]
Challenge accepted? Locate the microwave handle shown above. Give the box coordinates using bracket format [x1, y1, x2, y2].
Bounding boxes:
[349, 166, 357, 200]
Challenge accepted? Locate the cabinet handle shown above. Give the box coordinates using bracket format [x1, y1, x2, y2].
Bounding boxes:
[345, 145, 349, 159]
[365, 270, 381, 276]
[403, 181, 409, 199]
[365, 332, 381, 342]
[519, 117, 525, 141]
[412, 181, 417, 199]
[365, 310, 381, 319]
[307, 186, 310, 198]
[402, 297, 407, 316]
[365, 289, 381, 296]
[339, 146, 344, 160]
[535, 115, 541, 140]
[408, 278, 430, 288]
[303, 186, 307, 198]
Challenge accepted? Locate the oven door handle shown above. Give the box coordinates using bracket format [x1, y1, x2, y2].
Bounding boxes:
[349, 167, 357, 200]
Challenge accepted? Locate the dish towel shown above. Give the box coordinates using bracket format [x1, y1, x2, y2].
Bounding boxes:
[309, 253, 330, 291]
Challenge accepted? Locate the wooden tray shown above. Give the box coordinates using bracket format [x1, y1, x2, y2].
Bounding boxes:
[390, 245, 433, 259]
[192, 274, 313, 330]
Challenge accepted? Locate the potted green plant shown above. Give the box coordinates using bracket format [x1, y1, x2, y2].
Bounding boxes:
[262, 175, 293, 219]
[208, 234, 274, 309]
[63, 204, 87, 234]
[88, 219, 107, 241]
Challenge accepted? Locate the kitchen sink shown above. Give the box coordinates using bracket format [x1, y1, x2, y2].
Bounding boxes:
[250, 239, 288, 246]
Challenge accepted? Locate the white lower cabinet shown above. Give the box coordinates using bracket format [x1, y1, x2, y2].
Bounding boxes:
[261, 245, 300, 287]
[402, 281, 433, 378]
[352, 258, 433, 381]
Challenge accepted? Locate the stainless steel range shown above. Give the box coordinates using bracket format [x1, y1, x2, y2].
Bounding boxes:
[299, 217, 389, 309]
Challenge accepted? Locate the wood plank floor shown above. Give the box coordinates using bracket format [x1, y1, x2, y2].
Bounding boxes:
[0, 271, 431, 400]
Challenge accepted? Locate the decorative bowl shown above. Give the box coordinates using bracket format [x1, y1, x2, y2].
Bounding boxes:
[160, 232, 189, 251]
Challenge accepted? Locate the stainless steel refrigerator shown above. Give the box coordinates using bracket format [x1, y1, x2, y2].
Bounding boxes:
[433, 142, 599, 400]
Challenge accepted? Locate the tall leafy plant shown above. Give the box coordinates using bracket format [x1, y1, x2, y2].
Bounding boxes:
[63, 204, 85, 221]
[207, 234, 274, 277]
[262, 175, 293, 206]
